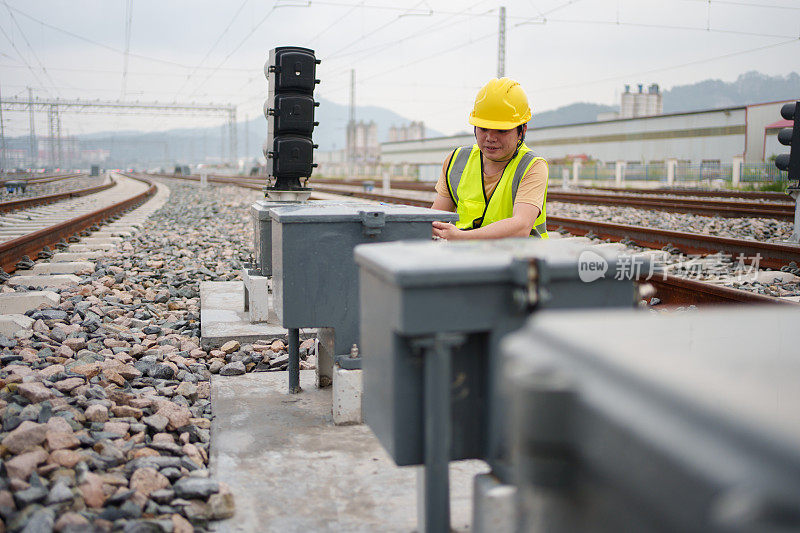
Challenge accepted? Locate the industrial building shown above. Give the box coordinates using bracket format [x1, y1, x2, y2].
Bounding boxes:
[379, 99, 793, 181]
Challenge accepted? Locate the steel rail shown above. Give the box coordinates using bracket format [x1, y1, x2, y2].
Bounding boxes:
[0, 172, 82, 184]
[0, 180, 116, 214]
[0, 174, 156, 274]
[547, 216, 800, 271]
[307, 186, 800, 269]
[313, 179, 794, 220]
[546, 191, 794, 220]
[590, 186, 790, 202]
[642, 274, 798, 306]
[314, 178, 794, 201]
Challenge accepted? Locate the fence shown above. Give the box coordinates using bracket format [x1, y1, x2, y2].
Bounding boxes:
[316, 160, 789, 187]
[549, 162, 788, 186]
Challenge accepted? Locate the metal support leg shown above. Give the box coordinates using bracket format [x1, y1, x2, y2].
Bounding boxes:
[288, 328, 301, 394]
[414, 333, 464, 533]
[787, 186, 800, 244]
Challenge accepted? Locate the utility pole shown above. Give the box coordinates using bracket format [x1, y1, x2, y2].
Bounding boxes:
[56, 109, 62, 169]
[28, 87, 36, 170]
[245, 113, 249, 162]
[348, 69, 356, 162]
[48, 105, 57, 169]
[228, 106, 237, 165]
[0, 84, 6, 173]
[497, 6, 506, 78]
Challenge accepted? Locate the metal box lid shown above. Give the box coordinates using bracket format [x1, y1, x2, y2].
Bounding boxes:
[269, 203, 458, 224]
[502, 307, 800, 527]
[355, 238, 640, 288]
[251, 199, 299, 220]
[251, 199, 367, 220]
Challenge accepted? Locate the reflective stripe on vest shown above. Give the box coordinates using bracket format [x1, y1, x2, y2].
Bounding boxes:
[446, 144, 549, 238]
[446, 147, 471, 205]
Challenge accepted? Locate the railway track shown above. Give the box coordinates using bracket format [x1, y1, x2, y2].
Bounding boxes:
[312, 178, 796, 220]
[0, 173, 156, 274]
[143, 173, 800, 307]
[0, 180, 116, 214]
[299, 184, 800, 307]
[0, 171, 83, 186]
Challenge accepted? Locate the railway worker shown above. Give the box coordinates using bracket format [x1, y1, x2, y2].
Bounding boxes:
[431, 77, 549, 239]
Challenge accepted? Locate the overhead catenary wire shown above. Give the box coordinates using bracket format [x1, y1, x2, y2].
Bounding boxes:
[121, 0, 133, 100]
[184, 2, 287, 100]
[0, 23, 49, 95]
[529, 37, 800, 94]
[3, 3, 252, 72]
[1, 1, 61, 98]
[172, 0, 249, 100]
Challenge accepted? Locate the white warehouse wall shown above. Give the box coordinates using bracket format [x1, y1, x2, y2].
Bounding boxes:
[380, 101, 794, 167]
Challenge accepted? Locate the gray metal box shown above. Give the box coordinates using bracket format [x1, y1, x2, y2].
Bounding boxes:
[251, 199, 373, 277]
[354, 238, 643, 479]
[270, 203, 458, 371]
[251, 199, 304, 277]
[502, 307, 800, 533]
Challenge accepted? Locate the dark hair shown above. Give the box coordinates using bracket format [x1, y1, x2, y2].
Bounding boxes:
[473, 124, 526, 142]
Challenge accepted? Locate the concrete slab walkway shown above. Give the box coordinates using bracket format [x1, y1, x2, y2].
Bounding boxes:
[200, 281, 313, 350]
[210, 371, 487, 532]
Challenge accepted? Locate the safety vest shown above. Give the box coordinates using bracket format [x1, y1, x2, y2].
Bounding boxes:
[445, 143, 549, 238]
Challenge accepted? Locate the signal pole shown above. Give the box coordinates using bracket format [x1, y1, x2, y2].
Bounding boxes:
[498, 6, 506, 78]
[28, 87, 36, 170]
[0, 84, 6, 173]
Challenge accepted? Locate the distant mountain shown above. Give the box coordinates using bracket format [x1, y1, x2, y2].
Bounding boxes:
[51, 96, 443, 166]
[530, 102, 618, 128]
[5, 71, 797, 169]
[525, 72, 800, 129]
[661, 71, 800, 113]
[314, 97, 443, 151]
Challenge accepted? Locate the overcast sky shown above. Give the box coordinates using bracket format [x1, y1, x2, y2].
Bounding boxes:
[1, 0, 798, 140]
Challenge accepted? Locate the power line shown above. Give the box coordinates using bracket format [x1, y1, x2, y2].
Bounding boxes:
[517, 16, 798, 39]
[173, 0, 249, 100]
[2, 1, 61, 98]
[683, 0, 800, 10]
[121, 0, 133, 99]
[0, 20, 49, 92]
[529, 37, 800, 94]
[3, 3, 251, 72]
[304, 1, 364, 48]
[324, 0, 434, 60]
[0, 63, 250, 80]
[323, 1, 493, 63]
[185, 3, 282, 100]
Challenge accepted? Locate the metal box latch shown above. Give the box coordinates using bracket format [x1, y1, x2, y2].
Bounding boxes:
[510, 257, 547, 311]
[360, 210, 386, 236]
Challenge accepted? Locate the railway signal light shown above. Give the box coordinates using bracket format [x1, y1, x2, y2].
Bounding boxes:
[775, 101, 800, 183]
[264, 46, 320, 191]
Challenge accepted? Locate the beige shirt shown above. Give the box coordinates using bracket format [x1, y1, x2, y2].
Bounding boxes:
[434, 150, 548, 212]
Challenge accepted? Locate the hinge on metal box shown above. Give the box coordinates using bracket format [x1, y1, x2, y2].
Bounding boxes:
[359, 210, 385, 236]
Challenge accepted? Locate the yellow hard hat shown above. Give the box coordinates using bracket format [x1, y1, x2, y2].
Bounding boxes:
[469, 77, 532, 130]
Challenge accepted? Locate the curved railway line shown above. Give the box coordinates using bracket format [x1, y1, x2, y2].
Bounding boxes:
[0, 173, 156, 274]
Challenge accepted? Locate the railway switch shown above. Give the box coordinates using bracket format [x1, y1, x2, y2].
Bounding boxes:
[504, 306, 800, 533]
[264, 46, 320, 192]
[354, 238, 647, 532]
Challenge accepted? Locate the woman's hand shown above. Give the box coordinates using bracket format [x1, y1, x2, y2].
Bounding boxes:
[432, 221, 465, 240]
